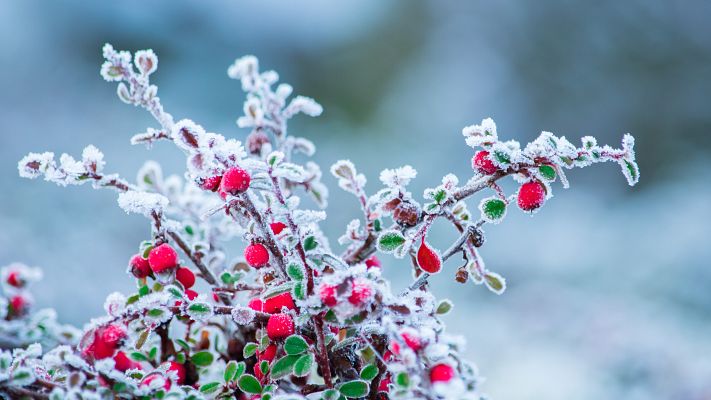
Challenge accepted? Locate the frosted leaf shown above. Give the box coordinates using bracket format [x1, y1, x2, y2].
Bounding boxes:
[478, 197, 507, 224]
[330, 160, 356, 180]
[18, 152, 54, 179]
[117, 190, 169, 216]
[100, 61, 123, 82]
[231, 306, 255, 325]
[81, 145, 105, 173]
[227, 55, 259, 81]
[291, 137, 316, 156]
[284, 95, 323, 118]
[581, 135, 597, 149]
[134, 49, 158, 76]
[266, 151, 285, 167]
[483, 271, 506, 295]
[238, 96, 264, 128]
[273, 162, 307, 182]
[462, 117, 498, 148]
[136, 161, 163, 189]
[103, 292, 126, 317]
[276, 83, 293, 100]
[185, 301, 213, 321]
[380, 165, 417, 188]
[338, 219, 363, 245]
[171, 119, 205, 151]
[292, 210, 326, 225]
[9, 366, 35, 386]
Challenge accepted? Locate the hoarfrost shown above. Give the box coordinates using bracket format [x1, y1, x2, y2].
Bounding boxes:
[117, 191, 169, 216]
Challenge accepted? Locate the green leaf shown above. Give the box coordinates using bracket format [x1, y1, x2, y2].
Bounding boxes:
[359, 364, 378, 381]
[146, 308, 164, 317]
[138, 285, 150, 297]
[191, 351, 214, 367]
[493, 149, 511, 165]
[243, 343, 258, 358]
[373, 219, 382, 232]
[395, 372, 410, 388]
[433, 189, 447, 203]
[293, 281, 307, 301]
[337, 380, 370, 398]
[479, 197, 507, 224]
[284, 335, 309, 355]
[321, 389, 340, 400]
[130, 352, 149, 362]
[135, 329, 150, 350]
[174, 352, 186, 364]
[621, 159, 640, 186]
[174, 339, 190, 352]
[484, 272, 506, 295]
[539, 165, 556, 181]
[269, 355, 300, 380]
[286, 263, 304, 281]
[187, 303, 211, 313]
[436, 299, 453, 315]
[237, 374, 262, 394]
[259, 360, 270, 374]
[126, 294, 140, 305]
[199, 382, 221, 394]
[293, 353, 314, 377]
[224, 360, 238, 382]
[303, 236, 318, 251]
[377, 230, 406, 253]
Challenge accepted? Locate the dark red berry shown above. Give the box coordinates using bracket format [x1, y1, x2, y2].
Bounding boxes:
[417, 241, 442, 274]
[9, 295, 27, 315]
[245, 243, 270, 268]
[365, 255, 381, 269]
[166, 361, 186, 385]
[319, 284, 338, 307]
[6, 271, 23, 288]
[175, 267, 195, 289]
[198, 175, 222, 192]
[129, 254, 151, 279]
[270, 222, 287, 235]
[348, 279, 373, 306]
[430, 363, 456, 383]
[472, 150, 497, 175]
[114, 351, 141, 372]
[266, 313, 295, 340]
[148, 244, 178, 273]
[517, 180, 546, 212]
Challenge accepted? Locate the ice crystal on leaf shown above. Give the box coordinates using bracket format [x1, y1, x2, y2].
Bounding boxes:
[7, 44, 639, 400]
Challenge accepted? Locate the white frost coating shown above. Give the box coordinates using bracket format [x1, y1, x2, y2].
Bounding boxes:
[284, 95, 323, 118]
[81, 145, 105, 173]
[134, 49, 158, 76]
[103, 292, 126, 317]
[117, 191, 168, 216]
[380, 165, 417, 188]
[462, 117, 498, 148]
[231, 306, 255, 325]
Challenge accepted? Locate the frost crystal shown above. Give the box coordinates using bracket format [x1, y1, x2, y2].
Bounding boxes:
[117, 190, 168, 216]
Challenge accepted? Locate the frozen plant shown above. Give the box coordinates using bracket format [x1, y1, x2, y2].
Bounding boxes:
[4, 44, 639, 399]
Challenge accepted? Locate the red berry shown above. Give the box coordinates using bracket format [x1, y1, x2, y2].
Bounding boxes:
[378, 374, 391, 392]
[142, 374, 171, 390]
[93, 324, 126, 359]
[417, 241, 442, 274]
[199, 175, 222, 192]
[517, 180, 546, 212]
[6, 271, 23, 288]
[129, 254, 151, 279]
[348, 279, 373, 306]
[472, 150, 497, 175]
[148, 244, 179, 273]
[245, 243, 270, 268]
[401, 331, 422, 351]
[248, 297, 265, 312]
[430, 363, 456, 383]
[9, 295, 27, 314]
[270, 222, 287, 235]
[257, 344, 277, 363]
[266, 313, 295, 340]
[184, 289, 198, 301]
[114, 351, 141, 372]
[166, 361, 186, 385]
[319, 284, 338, 307]
[365, 255, 381, 269]
[220, 166, 251, 197]
[263, 292, 296, 314]
[175, 267, 195, 289]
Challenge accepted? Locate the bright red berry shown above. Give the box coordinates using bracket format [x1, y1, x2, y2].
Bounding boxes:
[148, 244, 179, 273]
[417, 241, 442, 274]
[472, 150, 497, 175]
[6, 271, 23, 288]
[517, 180, 546, 212]
[257, 344, 277, 363]
[248, 297, 265, 312]
[142, 374, 171, 390]
[263, 292, 296, 314]
[175, 267, 195, 289]
[319, 284, 338, 307]
[430, 363, 456, 383]
[114, 351, 141, 372]
[378, 374, 391, 392]
[245, 243, 270, 268]
[220, 166, 251, 198]
[365, 255, 381, 269]
[199, 175, 222, 192]
[93, 324, 126, 359]
[129, 254, 151, 279]
[266, 313, 295, 340]
[270, 222, 287, 235]
[348, 279, 373, 306]
[184, 289, 198, 301]
[166, 361, 186, 385]
[401, 331, 422, 351]
[9, 295, 27, 315]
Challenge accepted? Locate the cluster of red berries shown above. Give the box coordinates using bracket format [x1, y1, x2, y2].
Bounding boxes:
[472, 150, 547, 212]
[248, 293, 296, 341]
[82, 323, 127, 360]
[318, 277, 373, 308]
[198, 166, 252, 200]
[4, 269, 30, 317]
[129, 243, 196, 289]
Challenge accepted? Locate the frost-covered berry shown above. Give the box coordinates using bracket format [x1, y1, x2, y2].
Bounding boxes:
[263, 292, 296, 313]
[401, 331, 422, 352]
[6, 271, 24, 288]
[184, 289, 198, 301]
[417, 241, 442, 274]
[93, 324, 127, 359]
[198, 175, 222, 192]
[9, 295, 27, 315]
[472, 150, 497, 175]
[245, 243, 270, 268]
[378, 374, 391, 392]
[430, 363, 456, 383]
[114, 351, 141, 372]
[166, 361, 186, 385]
[175, 267, 195, 289]
[365, 255, 381, 269]
[319, 284, 338, 307]
[129, 254, 151, 279]
[141, 374, 171, 390]
[270, 221, 287, 235]
[348, 279, 373, 306]
[266, 313, 295, 340]
[148, 244, 179, 273]
[517, 180, 546, 212]
[393, 201, 421, 228]
[220, 166, 251, 197]
[248, 297, 265, 312]
[257, 344, 277, 363]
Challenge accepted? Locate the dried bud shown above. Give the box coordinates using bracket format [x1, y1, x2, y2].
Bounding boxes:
[247, 130, 270, 155]
[393, 201, 421, 227]
[455, 266, 469, 283]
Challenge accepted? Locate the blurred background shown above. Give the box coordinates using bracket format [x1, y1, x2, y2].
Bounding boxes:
[1, 1, 710, 398]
